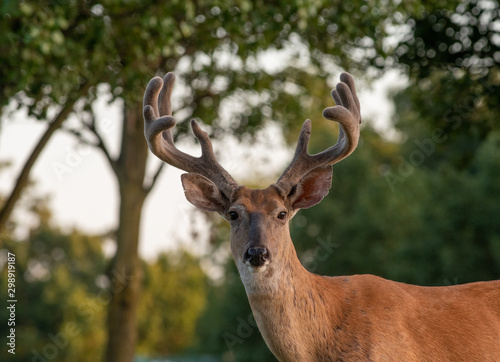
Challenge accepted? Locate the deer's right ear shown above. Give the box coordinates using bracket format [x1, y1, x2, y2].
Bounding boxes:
[181, 173, 227, 213]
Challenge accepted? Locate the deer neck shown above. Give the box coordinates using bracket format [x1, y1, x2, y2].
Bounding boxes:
[236, 234, 343, 361]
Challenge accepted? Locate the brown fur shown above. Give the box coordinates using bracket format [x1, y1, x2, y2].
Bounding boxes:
[223, 187, 500, 362]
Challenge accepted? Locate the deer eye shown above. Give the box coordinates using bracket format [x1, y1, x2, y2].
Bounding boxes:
[228, 211, 239, 221]
[277, 211, 287, 220]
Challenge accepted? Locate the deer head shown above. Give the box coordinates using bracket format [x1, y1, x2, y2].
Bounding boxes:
[143, 72, 360, 293]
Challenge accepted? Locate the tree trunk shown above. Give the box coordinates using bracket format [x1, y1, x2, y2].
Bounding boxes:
[106, 103, 149, 362]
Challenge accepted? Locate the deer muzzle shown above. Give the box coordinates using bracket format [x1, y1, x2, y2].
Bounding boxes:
[245, 246, 269, 267]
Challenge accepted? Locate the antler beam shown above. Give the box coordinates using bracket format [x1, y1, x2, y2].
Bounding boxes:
[143, 73, 238, 199]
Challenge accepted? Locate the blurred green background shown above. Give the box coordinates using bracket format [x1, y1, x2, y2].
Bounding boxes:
[1, 0, 499, 361]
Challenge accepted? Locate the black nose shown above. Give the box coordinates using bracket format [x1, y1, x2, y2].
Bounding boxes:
[245, 247, 268, 267]
[248, 247, 267, 257]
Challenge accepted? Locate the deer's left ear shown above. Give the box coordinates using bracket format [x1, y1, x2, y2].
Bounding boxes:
[289, 165, 333, 210]
[181, 173, 228, 213]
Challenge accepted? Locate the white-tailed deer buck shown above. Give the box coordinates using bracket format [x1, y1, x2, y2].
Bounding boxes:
[143, 72, 500, 361]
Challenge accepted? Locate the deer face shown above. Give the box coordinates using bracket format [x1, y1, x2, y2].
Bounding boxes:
[180, 166, 333, 280]
[226, 186, 287, 273]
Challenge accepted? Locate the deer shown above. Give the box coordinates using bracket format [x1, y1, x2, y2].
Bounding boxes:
[143, 72, 500, 361]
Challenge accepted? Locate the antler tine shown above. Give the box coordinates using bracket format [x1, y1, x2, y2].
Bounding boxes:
[143, 72, 238, 198]
[276, 72, 361, 194]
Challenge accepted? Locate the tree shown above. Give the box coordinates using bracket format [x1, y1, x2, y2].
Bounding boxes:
[390, 0, 500, 169]
[2, 1, 445, 360]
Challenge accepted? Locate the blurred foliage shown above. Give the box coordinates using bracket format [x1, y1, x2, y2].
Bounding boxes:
[138, 251, 207, 356]
[392, 0, 500, 169]
[0, 202, 108, 361]
[0, 196, 208, 361]
[393, 0, 499, 78]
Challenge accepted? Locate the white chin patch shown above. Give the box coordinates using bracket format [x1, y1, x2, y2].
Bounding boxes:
[244, 260, 269, 273]
[238, 260, 281, 295]
[248, 265, 267, 273]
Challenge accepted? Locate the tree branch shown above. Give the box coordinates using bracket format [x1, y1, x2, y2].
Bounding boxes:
[143, 163, 165, 194]
[60, 125, 100, 149]
[81, 110, 119, 174]
[0, 81, 91, 231]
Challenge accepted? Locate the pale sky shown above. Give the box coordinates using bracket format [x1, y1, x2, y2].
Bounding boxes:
[0, 70, 406, 260]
